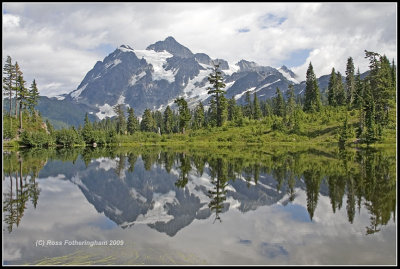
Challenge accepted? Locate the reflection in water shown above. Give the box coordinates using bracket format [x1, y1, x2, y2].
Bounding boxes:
[3, 146, 396, 238]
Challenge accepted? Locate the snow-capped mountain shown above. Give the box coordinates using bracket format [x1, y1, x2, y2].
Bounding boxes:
[66, 36, 301, 120]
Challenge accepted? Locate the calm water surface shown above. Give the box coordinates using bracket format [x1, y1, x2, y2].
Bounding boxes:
[2, 146, 397, 265]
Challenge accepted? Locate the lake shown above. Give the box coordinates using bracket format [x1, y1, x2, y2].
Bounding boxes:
[2, 145, 397, 265]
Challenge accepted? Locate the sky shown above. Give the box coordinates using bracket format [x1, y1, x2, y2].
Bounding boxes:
[2, 2, 397, 97]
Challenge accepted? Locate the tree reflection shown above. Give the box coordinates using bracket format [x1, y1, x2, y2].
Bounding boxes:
[2, 146, 396, 235]
[3, 151, 42, 233]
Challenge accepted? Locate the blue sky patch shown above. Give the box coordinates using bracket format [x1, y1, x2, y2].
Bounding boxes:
[89, 43, 116, 56]
[282, 49, 312, 68]
[238, 28, 250, 33]
[259, 13, 287, 29]
[260, 242, 289, 259]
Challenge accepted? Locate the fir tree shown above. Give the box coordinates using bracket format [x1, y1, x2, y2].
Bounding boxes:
[353, 68, 364, 109]
[207, 63, 226, 127]
[345, 57, 355, 107]
[14, 62, 23, 118]
[286, 84, 296, 128]
[273, 87, 285, 117]
[141, 108, 156, 132]
[113, 104, 126, 135]
[2, 55, 15, 115]
[335, 72, 346, 106]
[253, 92, 262, 120]
[303, 62, 322, 112]
[27, 79, 40, 116]
[163, 106, 174, 134]
[244, 91, 253, 118]
[16, 72, 29, 129]
[174, 97, 191, 133]
[327, 67, 337, 106]
[127, 107, 139, 135]
[193, 102, 205, 130]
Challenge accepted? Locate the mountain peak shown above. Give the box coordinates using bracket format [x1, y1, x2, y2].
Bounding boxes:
[279, 65, 297, 78]
[146, 36, 193, 58]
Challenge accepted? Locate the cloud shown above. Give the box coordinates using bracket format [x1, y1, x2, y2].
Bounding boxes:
[2, 2, 397, 96]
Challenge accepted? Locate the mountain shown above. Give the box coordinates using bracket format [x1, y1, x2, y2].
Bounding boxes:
[32, 36, 367, 127]
[55, 37, 301, 122]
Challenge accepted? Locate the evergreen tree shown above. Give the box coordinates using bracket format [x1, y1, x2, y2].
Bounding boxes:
[174, 97, 191, 133]
[353, 68, 363, 109]
[243, 91, 253, 118]
[193, 101, 205, 130]
[335, 72, 346, 106]
[16, 72, 29, 129]
[14, 62, 23, 118]
[253, 92, 262, 120]
[153, 110, 163, 134]
[345, 57, 355, 107]
[140, 108, 156, 132]
[27, 79, 40, 116]
[2, 55, 15, 115]
[81, 113, 94, 144]
[113, 104, 126, 135]
[286, 84, 296, 128]
[207, 63, 227, 127]
[163, 106, 174, 134]
[303, 62, 322, 112]
[273, 87, 285, 117]
[127, 107, 139, 135]
[327, 67, 337, 106]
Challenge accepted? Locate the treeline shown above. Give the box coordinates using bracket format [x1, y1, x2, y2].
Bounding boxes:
[4, 50, 396, 148]
[3, 56, 41, 138]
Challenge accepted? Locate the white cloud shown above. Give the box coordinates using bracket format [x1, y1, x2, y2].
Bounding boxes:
[2, 2, 397, 96]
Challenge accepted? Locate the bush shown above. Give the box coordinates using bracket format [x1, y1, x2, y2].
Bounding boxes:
[20, 130, 55, 148]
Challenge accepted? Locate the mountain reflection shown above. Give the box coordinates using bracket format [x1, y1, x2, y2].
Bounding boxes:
[2, 146, 396, 236]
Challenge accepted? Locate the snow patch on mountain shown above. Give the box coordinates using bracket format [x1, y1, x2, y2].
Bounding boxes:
[278, 67, 299, 84]
[223, 62, 240, 76]
[235, 87, 256, 100]
[105, 59, 122, 69]
[96, 103, 117, 120]
[133, 49, 175, 83]
[71, 83, 87, 99]
[129, 71, 146, 85]
[255, 79, 281, 93]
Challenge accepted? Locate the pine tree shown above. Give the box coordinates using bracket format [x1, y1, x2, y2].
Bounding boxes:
[16, 72, 29, 129]
[207, 63, 227, 127]
[141, 108, 156, 132]
[127, 107, 139, 134]
[327, 67, 337, 106]
[286, 84, 296, 128]
[163, 106, 174, 134]
[244, 91, 253, 118]
[345, 57, 355, 107]
[153, 110, 163, 134]
[303, 62, 322, 112]
[335, 72, 346, 106]
[353, 68, 363, 109]
[273, 87, 285, 117]
[14, 62, 23, 118]
[174, 97, 191, 133]
[253, 92, 262, 120]
[113, 104, 126, 135]
[27, 79, 40, 116]
[193, 102, 205, 130]
[2, 55, 15, 115]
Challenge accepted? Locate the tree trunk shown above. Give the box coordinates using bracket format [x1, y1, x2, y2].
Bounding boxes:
[19, 102, 23, 129]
